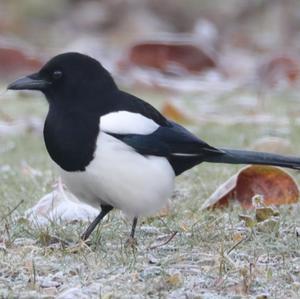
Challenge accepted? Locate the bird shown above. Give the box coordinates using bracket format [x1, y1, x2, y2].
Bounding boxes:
[7, 52, 300, 242]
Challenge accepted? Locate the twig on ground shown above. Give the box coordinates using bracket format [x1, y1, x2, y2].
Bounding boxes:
[226, 234, 250, 255]
[0, 199, 24, 224]
[148, 231, 178, 250]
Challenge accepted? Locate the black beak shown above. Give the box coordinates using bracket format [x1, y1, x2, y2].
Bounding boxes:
[7, 73, 51, 91]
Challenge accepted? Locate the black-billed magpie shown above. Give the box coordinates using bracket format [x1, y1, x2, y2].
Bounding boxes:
[7, 52, 300, 241]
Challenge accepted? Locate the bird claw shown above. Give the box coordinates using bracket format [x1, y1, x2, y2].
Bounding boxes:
[66, 239, 92, 253]
[125, 236, 138, 250]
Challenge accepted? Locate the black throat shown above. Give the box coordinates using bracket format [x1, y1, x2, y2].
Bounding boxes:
[44, 104, 100, 172]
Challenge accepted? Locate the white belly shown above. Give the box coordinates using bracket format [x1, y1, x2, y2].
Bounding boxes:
[60, 132, 175, 216]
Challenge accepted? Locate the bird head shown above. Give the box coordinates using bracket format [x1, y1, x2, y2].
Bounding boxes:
[7, 52, 116, 104]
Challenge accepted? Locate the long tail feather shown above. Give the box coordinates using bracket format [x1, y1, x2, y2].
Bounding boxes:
[203, 148, 300, 170]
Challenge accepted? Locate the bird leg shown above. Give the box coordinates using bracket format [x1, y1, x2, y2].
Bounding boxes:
[81, 205, 113, 241]
[125, 217, 138, 248]
[130, 217, 138, 239]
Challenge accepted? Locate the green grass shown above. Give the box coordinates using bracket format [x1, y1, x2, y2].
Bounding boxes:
[0, 88, 300, 298]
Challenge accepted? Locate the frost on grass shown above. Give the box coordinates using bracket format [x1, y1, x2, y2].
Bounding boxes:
[1, 182, 300, 298]
[1, 91, 300, 298]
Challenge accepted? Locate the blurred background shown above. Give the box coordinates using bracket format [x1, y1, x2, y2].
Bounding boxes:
[1, 0, 300, 89]
[1, 0, 300, 151]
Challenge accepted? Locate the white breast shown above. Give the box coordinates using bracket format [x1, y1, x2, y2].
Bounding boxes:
[60, 112, 175, 216]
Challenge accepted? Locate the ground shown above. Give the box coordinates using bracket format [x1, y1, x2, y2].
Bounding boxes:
[0, 86, 300, 299]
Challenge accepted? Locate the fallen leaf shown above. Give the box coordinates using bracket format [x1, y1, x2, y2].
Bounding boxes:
[202, 165, 299, 209]
[232, 232, 244, 242]
[25, 179, 99, 225]
[237, 166, 299, 208]
[161, 101, 193, 124]
[0, 40, 43, 79]
[164, 273, 183, 288]
[201, 173, 237, 209]
[123, 34, 217, 75]
[256, 217, 280, 234]
[255, 207, 280, 222]
[239, 215, 257, 228]
[258, 54, 300, 88]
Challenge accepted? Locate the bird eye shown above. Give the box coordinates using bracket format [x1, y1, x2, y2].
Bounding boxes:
[52, 70, 63, 80]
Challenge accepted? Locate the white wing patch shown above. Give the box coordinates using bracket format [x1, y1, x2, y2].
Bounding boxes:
[171, 153, 200, 156]
[100, 111, 159, 135]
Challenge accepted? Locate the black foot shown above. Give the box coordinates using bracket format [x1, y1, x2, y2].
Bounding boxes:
[125, 236, 138, 249]
[80, 205, 113, 241]
[66, 239, 93, 254]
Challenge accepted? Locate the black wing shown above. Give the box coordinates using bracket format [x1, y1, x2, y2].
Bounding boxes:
[108, 121, 224, 175]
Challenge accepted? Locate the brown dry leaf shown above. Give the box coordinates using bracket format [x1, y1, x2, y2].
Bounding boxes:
[239, 215, 257, 228]
[256, 217, 280, 233]
[255, 207, 280, 222]
[161, 102, 193, 124]
[232, 232, 244, 242]
[123, 35, 217, 75]
[258, 54, 300, 88]
[202, 165, 299, 210]
[201, 173, 237, 209]
[164, 273, 183, 288]
[0, 47, 42, 79]
[236, 166, 299, 208]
